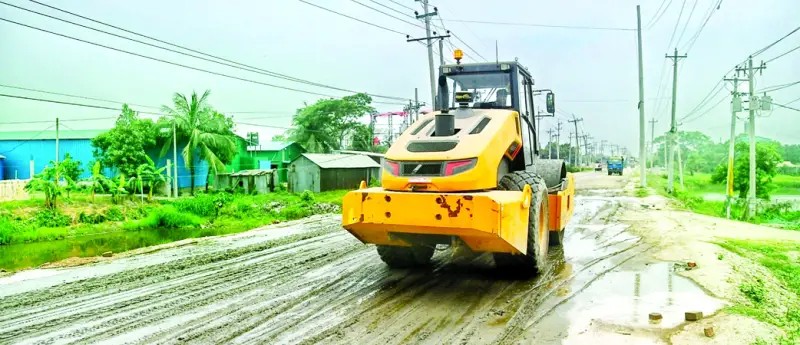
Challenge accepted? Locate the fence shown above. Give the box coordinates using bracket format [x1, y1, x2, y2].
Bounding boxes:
[0, 180, 29, 202]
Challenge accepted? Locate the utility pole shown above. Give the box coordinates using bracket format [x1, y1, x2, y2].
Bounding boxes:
[546, 128, 555, 159]
[173, 118, 178, 198]
[414, 88, 419, 123]
[723, 75, 741, 218]
[736, 57, 766, 218]
[665, 48, 687, 194]
[55, 117, 60, 166]
[649, 118, 657, 168]
[568, 132, 574, 165]
[568, 115, 583, 166]
[55, 117, 59, 182]
[409, 2, 448, 109]
[582, 134, 593, 163]
[636, 5, 647, 187]
[555, 120, 563, 160]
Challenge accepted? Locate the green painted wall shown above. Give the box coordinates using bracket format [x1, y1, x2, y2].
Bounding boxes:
[227, 142, 304, 183]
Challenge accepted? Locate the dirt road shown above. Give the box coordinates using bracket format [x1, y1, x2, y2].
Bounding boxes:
[0, 171, 779, 344]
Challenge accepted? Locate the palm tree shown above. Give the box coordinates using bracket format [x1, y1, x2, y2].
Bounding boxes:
[160, 90, 235, 195]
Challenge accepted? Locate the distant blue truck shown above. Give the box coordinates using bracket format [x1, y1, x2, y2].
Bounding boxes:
[607, 157, 625, 175]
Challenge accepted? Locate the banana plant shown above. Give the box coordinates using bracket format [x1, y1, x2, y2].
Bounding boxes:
[24, 158, 76, 210]
[87, 161, 110, 203]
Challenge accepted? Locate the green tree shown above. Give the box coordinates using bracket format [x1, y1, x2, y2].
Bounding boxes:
[711, 142, 783, 200]
[289, 93, 375, 153]
[60, 153, 83, 182]
[780, 144, 800, 164]
[91, 104, 156, 177]
[347, 123, 374, 151]
[159, 90, 236, 195]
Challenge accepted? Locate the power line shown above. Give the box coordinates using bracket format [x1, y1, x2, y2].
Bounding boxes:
[680, 0, 722, 53]
[11, 1, 410, 102]
[0, 117, 118, 125]
[0, 83, 160, 110]
[385, 0, 415, 12]
[767, 101, 800, 112]
[680, 91, 727, 123]
[1, 92, 330, 133]
[757, 80, 800, 93]
[0, 124, 56, 156]
[765, 44, 800, 63]
[675, 0, 699, 46]
[439, 19, 635, 32]
[752, 26, 800, 57]
[0, 17, 407, 105]
[450, 32, 487, 62]
[644, 0, 670, 29]
[366, 0, 415, 19]
[664, 0, 687, 52]
[349, 0, 424, 29]
[297, 0, 408, 36]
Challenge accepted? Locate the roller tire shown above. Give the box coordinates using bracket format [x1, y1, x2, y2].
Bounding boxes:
[493, 171, 549, 277]
[376, 245, 434, 268]
[549, 230, 565, 246]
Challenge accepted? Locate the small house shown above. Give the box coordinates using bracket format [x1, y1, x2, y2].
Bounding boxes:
[289, 153, 380, 193]
[240, 141, 305, 184]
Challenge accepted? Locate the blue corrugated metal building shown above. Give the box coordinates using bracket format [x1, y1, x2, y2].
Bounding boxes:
[0, 130, 208, 188]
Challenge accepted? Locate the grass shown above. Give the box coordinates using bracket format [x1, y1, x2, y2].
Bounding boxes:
[634, 187, 649, 198]
[647, 173, 800, 229]
[0, 189, 350, 246]
[718, 240, 800, 344]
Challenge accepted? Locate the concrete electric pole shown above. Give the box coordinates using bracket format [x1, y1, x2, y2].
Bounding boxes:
[723, 75, 741, 219]
[736, 57, 766, 218]
[636, 5, 647, 187]
[568, 115, 583, 166]
[649, 118, 657, 168]
[665, 48, 687, 194]
[547, 128, 555, 159]
[555, 120, 563, 160]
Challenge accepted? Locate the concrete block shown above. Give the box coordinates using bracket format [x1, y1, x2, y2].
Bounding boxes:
[685, 311, 703, 321]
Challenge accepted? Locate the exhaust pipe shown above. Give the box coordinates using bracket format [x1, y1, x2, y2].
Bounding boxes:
[434, 111, 454, 137]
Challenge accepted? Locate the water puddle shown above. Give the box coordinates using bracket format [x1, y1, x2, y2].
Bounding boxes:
[532, 261, 727, 343]
[0, 227, 242, 272]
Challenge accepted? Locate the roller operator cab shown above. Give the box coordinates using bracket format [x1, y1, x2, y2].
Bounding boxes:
[342, 53, 575, 276]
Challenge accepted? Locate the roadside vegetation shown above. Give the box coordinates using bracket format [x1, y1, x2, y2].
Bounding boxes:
[0, 189, 347, 246]
[718, 240, 800, 344]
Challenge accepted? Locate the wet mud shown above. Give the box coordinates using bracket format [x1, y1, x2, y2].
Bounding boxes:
[0, 178, 724, 344]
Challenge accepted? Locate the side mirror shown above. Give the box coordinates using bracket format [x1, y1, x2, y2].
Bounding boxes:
[546, 92, 556, 114]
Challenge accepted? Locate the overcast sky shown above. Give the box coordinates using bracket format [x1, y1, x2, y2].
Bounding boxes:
[1, 0, 798, 154]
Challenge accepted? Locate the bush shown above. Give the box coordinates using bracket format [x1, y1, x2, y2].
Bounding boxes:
[173, 195, 218, 217]
[279, 204, 313, 220]
[300, 190, 315, 203]
[31, 209, 71, 228]
[78, 212, 106, 225]
[0, 216, 28, 244]
[104, 206, 125, 221]
[123, 206, 203, 230]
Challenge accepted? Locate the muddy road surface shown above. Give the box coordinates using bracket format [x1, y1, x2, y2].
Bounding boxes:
[0, 172, 722, 344]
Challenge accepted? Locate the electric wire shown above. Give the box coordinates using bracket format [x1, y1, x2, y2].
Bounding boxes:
[385, 0, 414, 12]
[23, 0, 410, 102]
[0, 124, 56, 155]
[644, 0, 670, 29]
[764, 44, 800, 63]
[366, 0, 415, 19]
[438, 19, 635, 32]
[757, 80, 800, 93]
[349, 0, 424, 30]
[752, 26, 800, 57]
[675, 0, 699, 47]
[0, 17, 408, 105]
[680, 0, 722, 53]
[297, 0, 407, 35]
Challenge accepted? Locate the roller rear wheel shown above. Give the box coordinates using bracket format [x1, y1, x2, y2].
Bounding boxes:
[493, 171, 549, 277]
